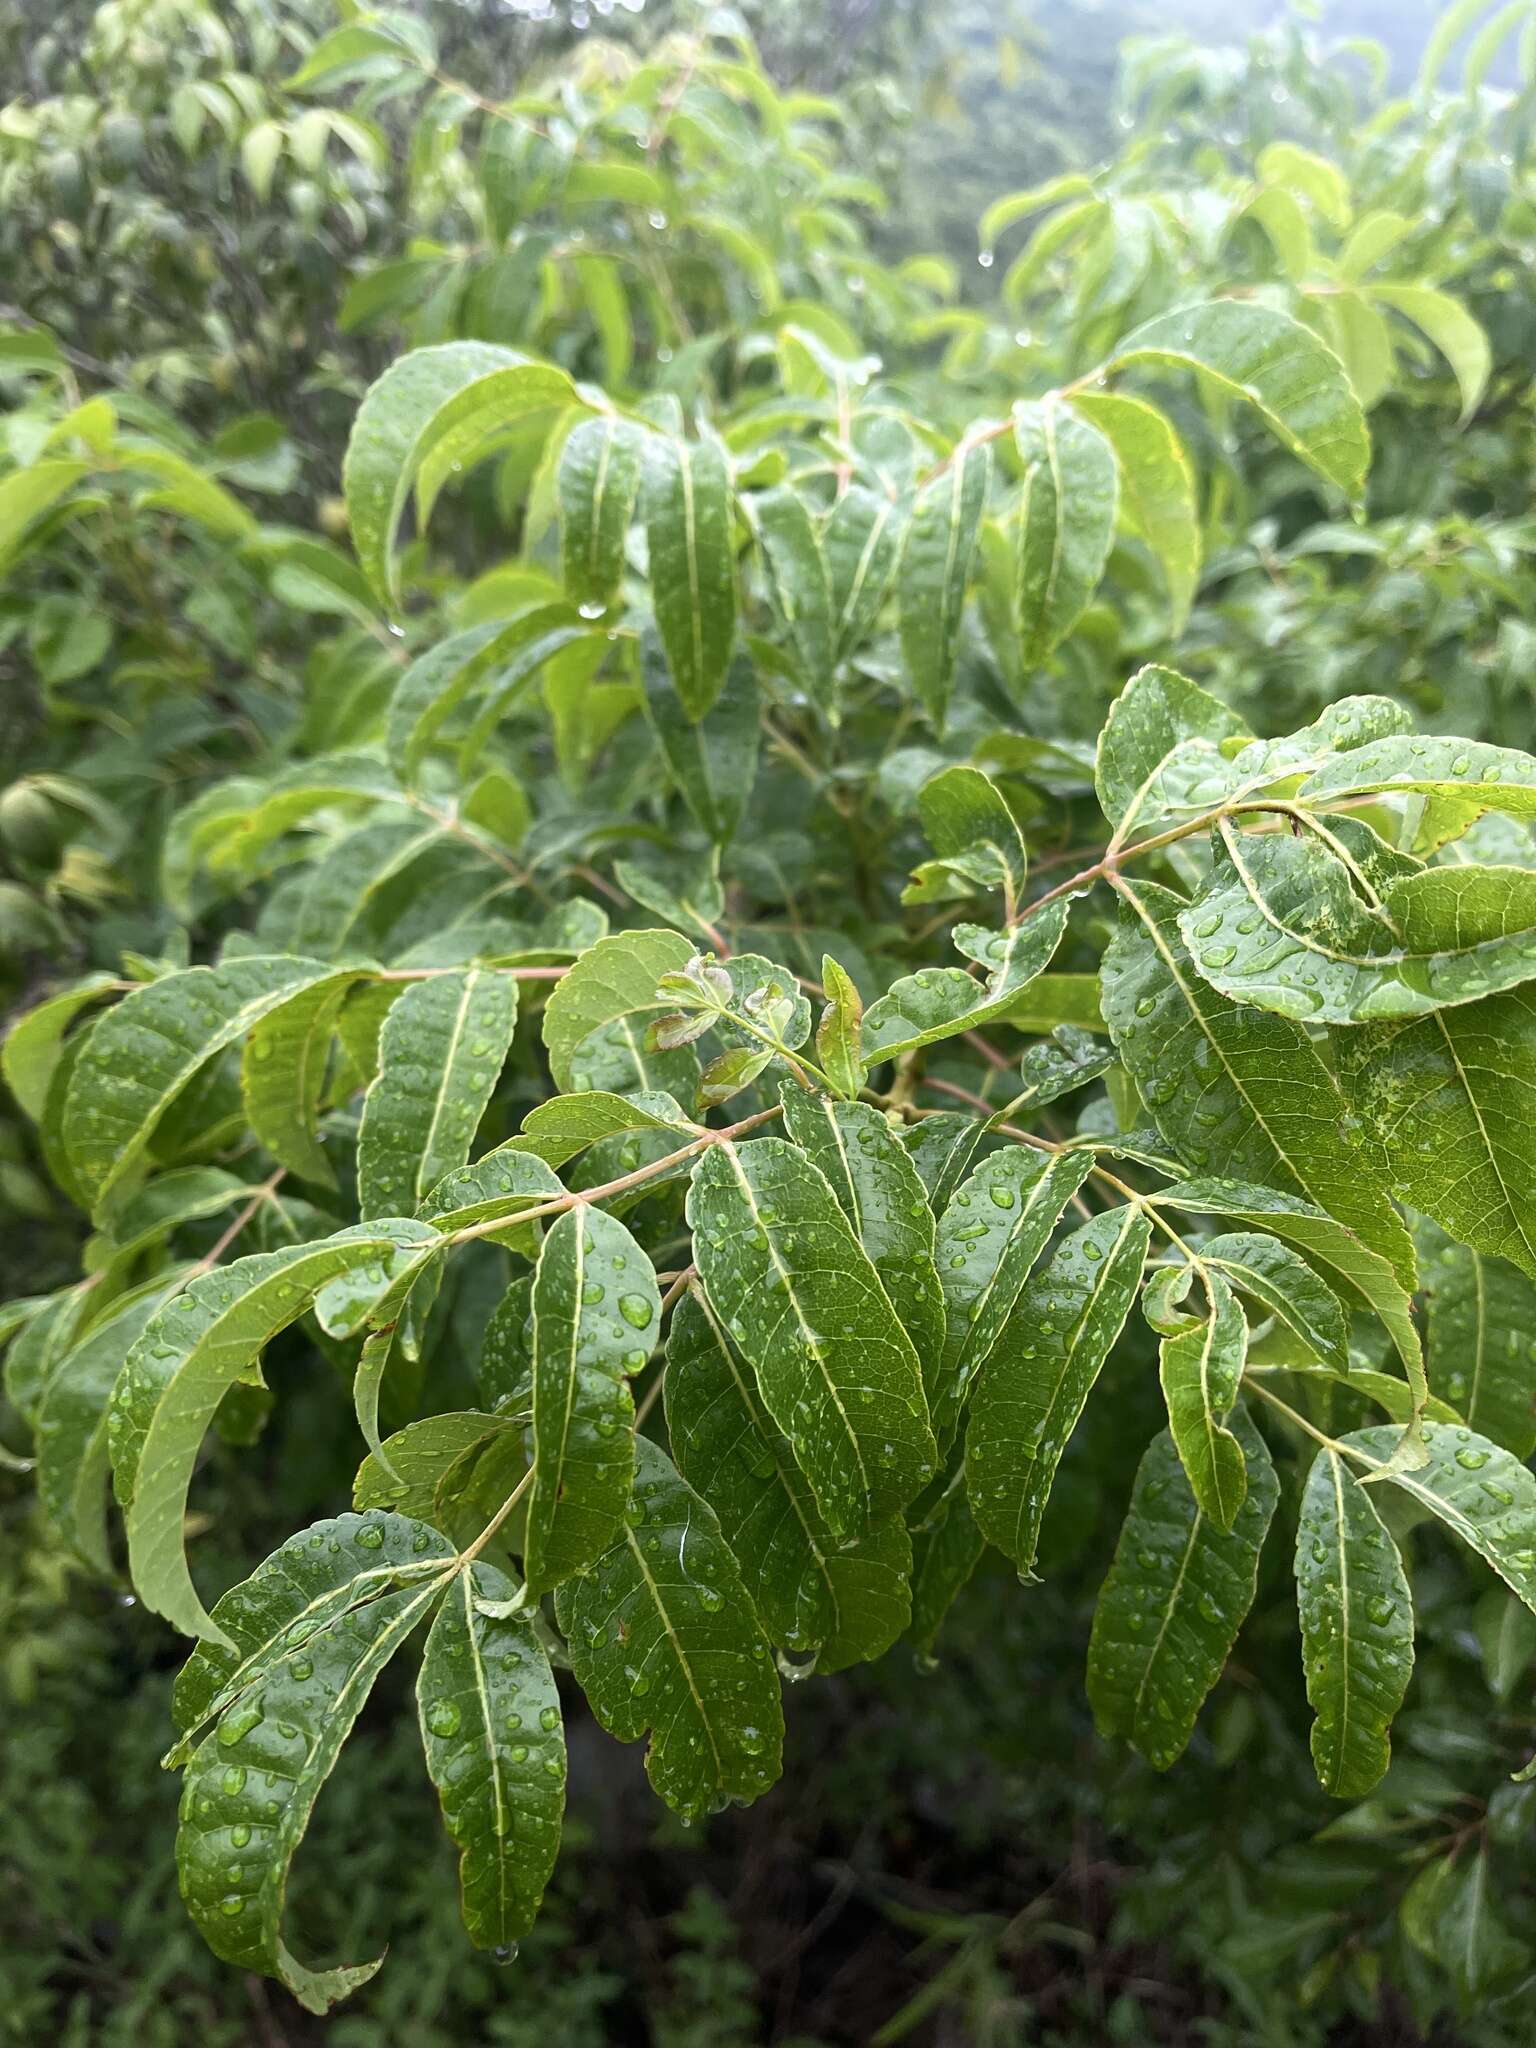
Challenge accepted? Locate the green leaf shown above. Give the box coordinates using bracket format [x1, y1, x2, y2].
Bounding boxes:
[388, 612, 590, 783]
[641, 640, 760, 845]
[967, 1206, 1152, 1575]
[344, 344, 580, 608]
[0, 459, 89, 574]
[1297, 734, 1536, 847]
[1011, 1026, 1114, 1118]
[1159, 1177, 1423, 1400]
[175, 1524, 449, 2012]
[899, 441, 990, 729]
[748, 485, 835, 715]
[778, 1089, 946, 1387]
[1475, 1586, 1536, 1703]
[1416, 1219, 1536, 1458]
[1102, 877, 1417, 1289]
[902, 1113, 986, 1213]
[1295, 1448, 1413, 1798]
[814, 955, 864, 1101]
[2, 970, 119, 1121]
[1108, 300, 1370, 503]
[63, 957, 336, 1216]
[1180, 833, 1536, 1023]
[823, 484, 902, 660]
[357, 969, 518, 1218]
[542, 928, 696, 1092]
[37, 1278, 183, 1572]
[1094, 664, 1250, 841]
[170, 1509, 453, 1753]
[509, 1090, 693, 1172]
[665, 1289, 911, 1670]
[1403, 1846, 1527, 2004]
[1332, 990, 1536, 1284]
[241, 970, 368, 1186]
[1086, 1407, 1278, 1769]
[1012, 394, 1117, 662]
[555, 1435, 785, 1820]
[861, 901, 1070, 1065]
[642, 434, 737, 720]
[1195, 1232, 1348, 1373]
[354, 1411, 527, 1538]
[907, 765, 1028, 909]
[1346, 1420, 1536, 1614]
[688, 1136, 936, 1542]
[111, 1226, 435, 1641]
[933, 1146, 1099, 1450]
[558, 412, 645, 612]
[1369, 284, 1490, 424]
[1157, 1273, 1249, 1530]
[909, 1489, 986, 1663]
[523, 1204, 658, 1596]
[417, 1563, 564, 1950]
[1069, 390, 1199, 635]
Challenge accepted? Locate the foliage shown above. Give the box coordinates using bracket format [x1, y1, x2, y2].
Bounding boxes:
[11, 0, 1536, 2037]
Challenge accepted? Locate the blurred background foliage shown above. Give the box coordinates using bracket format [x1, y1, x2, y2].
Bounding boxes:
[9, 0, 1536, 2039]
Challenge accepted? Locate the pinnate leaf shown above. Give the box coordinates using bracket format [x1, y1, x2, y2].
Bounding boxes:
[556, 1435, 785, 1820]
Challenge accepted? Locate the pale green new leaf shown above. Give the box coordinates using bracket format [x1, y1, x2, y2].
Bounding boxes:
[1069, 389, 1200, 635]
[665, 1290, 911, 1671]
[558, 412, 644, 611]
[966, 1206, 1152, 1575]
[899, 440, 990, 729]
[556, 1435, 785, 1820]
[357, 969, 517, 1218]
[523, 1204, 659, 1596]
[1013, 395, 1117, 662]
[417, 1563, 564, 1951]
[642, 434, 737, 720]
[1108, 300, 1370, 503]
[63, 957, 335, 1214]
[688, 1137, 936, 1542]
[1295, 1448, 1413, 1798]
[1087, 1407, 1278, 1769]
